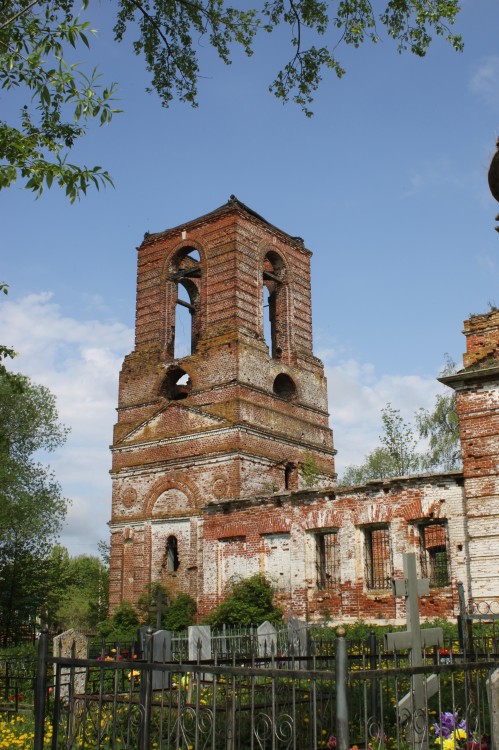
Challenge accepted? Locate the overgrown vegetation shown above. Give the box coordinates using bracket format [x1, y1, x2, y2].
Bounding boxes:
[300, 453, 321, 488]
[205, 574, 283, 627]
[0, 370, 69, 644]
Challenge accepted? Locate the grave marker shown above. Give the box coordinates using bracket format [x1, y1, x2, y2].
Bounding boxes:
[257, 621, 277, 657]
[53, 629, 89, 701]
[188, 625, 212, 661]
[384, 553, 443, 750]
[151, 629, 172, 690]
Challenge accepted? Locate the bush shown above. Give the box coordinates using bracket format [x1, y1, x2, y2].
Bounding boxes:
[205, 574, 282, 627]
[164, 593, 196, 632]
[97, 600, 139, 643]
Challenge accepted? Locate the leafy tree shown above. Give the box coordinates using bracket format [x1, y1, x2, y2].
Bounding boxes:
[339, 403, 421, 485]
[1, 1, 463, 199]
[339, 367, 461, 485]
[379, 402, 421, 476]
[206, 574, 283, 627]
[164, 593, 197, 632]
[53, 553, 109, 632]
[0, 371, 68, 644]
[0, 285, 17, 379]
[416, 356, 461, 472]
[97, 600, 140, 643]
[1, 0, 119, 201]
[340, 445, 402, 486]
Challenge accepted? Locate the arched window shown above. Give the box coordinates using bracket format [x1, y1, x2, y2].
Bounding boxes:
[262, 251, 286, 359]
[168, 248, 201, 358]
[165, 535, 179, 572]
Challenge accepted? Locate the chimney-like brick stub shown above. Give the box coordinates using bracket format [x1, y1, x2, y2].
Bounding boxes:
[463, 310, 499, 369]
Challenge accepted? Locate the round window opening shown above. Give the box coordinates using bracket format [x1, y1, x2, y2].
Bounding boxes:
[160, 367, 192, 400]
[273, 373, 297, 401]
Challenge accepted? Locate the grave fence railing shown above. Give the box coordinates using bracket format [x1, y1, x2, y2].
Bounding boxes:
[32, 628, 499, 750]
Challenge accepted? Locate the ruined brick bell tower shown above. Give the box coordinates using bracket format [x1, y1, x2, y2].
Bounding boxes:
[109, 197, 336, 612]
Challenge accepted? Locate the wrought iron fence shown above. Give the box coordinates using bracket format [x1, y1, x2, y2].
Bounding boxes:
[31, 629, 499, 750]
[0, 655, 37, 712]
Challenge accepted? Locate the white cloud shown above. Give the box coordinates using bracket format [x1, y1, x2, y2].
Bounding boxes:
[1, 292, 133, 556]
[470, 56, 499, 108]
[324, 354, 443, 476]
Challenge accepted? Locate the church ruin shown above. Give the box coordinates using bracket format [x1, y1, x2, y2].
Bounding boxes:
[109, 196, 499, 622]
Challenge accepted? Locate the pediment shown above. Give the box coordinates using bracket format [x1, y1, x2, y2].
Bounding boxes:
[119, 403, 229, 444]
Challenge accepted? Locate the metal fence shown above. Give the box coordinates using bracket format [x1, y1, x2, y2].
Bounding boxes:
[32, 629, 499, 750]
[0, 655, 37, 713]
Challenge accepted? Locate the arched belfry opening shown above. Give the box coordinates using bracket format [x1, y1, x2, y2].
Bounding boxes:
[262, 251, 287, 359]
[168, 247, 201, 358]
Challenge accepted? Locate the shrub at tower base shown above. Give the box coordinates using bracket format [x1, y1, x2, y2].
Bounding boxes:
[205, 575, 283, 627]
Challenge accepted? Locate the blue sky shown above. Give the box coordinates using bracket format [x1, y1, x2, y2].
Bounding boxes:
[2, 0, 499, 556]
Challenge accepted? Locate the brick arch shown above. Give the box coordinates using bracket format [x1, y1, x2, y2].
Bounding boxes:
[401, 498, 444, 522]
[257, 517, 292, 535]
[304, 508, 344, 531]
[160, 239, 207, 358]
[160, 238, 207, 282]
[353, 504, 394, 526]
[144, 478, 198, 518]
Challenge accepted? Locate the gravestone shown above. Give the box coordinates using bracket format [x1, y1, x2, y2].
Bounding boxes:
[53, 629, 89, 701]
[257, 621, 277, 657]
[385, 553, 443, 750]
[287, 616, 308, 657]
[188, 625, 212, 661]
[151, 629, 172, 690]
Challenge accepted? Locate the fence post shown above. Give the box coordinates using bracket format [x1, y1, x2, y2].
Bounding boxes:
[336, 627, 350, 750]
[138, 626, 154, 750]
[34, 629, 48, 750]
[369, 631, 378, 725]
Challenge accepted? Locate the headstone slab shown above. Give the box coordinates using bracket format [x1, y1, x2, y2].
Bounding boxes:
[188, 625, 212, 661]
[257, 621, 277, 658]
[52, 629, 89, 700]
[151, 629, 172, 690]
[287, 616, 308, 657]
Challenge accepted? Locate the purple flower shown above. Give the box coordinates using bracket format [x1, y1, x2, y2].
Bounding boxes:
[433, 713, 468, 740]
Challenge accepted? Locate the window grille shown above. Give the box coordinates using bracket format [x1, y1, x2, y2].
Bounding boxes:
[315, 531, 339, 590]
[364, 526, 391, 590]
[420, 522, 449, 587]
